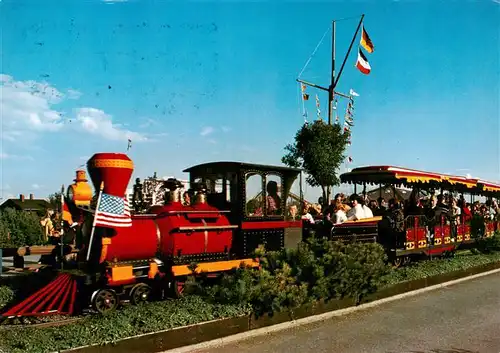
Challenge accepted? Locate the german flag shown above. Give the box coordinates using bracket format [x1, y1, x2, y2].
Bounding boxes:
[360, 26, 374, 53]
[62, 199, 73, 224]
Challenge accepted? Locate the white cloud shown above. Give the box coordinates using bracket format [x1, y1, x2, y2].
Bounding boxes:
[1, 74, 66, 140]
[67, 89, 82, 100]
[221, 126, 231, 133]
[31, 184, 40, 190]
[200, 126, 214, 136]
[1, 74, 147, 143]
[102, 0, 128, 3]
[75, 107, 147, 142]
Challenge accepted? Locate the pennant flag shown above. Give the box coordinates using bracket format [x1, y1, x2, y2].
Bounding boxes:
[315, 94, 321, 118]
[348, 156, 353, 163]
[95, 193, 132, 228]
[355, 49, 371, 75]
[302, 93, 310, 101]
[349, 89, 360, 97]
[360, 26, 374, 53]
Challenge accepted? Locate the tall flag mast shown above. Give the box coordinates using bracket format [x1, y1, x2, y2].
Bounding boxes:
[296, 14, 376, 189]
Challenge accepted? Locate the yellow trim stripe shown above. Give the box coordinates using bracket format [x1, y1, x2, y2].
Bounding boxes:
[88, 159, 134, 169]
[171, 259, 259, 277]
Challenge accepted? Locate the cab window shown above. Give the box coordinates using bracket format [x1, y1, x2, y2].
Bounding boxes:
[265, 173, 283, 216]
[245, 173, 263, 217]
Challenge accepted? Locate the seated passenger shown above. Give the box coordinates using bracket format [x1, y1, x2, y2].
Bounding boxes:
[266, 181, 282, 215]
[460, 201, 472, 222]
[373, 197, 388, 216]
[333, 201, 348, 224]
[361, 197, 374, 218]
[346, 194, 366, 221]
[301, 205, 315, 224]
[388, 198, 405, 233]
[448, 198, 461, 225]
[405, 190, 423, 216]
[368, 200, 378, 212]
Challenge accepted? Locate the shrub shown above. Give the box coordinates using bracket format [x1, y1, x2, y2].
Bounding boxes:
[0, 208, 45, 247]
[474, 234, 500, 254]
[0, 285, 15, 310]
[191, 239, 390, 316]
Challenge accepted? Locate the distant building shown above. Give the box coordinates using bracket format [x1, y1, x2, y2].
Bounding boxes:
[0, 194, 52, 214]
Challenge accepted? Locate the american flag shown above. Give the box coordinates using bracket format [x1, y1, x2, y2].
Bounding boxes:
[95, 193, 132, 228]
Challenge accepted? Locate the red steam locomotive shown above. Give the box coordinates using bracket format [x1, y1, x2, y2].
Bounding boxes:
[2, 152, 304, 317]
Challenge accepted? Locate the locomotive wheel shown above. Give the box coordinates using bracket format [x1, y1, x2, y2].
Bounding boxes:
[92, 289, 119, 314]
[130, 283, 152, 305]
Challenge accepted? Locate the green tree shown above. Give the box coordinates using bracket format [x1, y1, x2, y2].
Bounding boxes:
[48, 191, 63, 211]
[0, 208, 45, 247]
[282, 119, 349, 207]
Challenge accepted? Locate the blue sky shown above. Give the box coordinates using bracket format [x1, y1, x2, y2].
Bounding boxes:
[1, 0, 499, 202]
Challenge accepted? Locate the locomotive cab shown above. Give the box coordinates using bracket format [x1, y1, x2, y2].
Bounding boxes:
[183, 162, 304, 257]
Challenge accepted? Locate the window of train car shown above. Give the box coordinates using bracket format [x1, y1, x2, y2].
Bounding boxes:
[245, 173, 263, 217]
[286, 176, 301, 220]
[265, 173, 283, 216]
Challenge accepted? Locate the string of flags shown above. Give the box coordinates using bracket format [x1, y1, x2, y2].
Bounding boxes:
[343, 89, 360, 164]
[301, 83, 309, 121]
[355, 24, 374, 75]
[315, 94, 321, 119]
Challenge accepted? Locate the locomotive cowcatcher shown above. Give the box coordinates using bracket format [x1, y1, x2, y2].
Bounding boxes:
[1, 153, 304, 317]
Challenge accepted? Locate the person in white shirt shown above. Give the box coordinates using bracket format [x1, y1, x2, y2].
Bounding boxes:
[346, 195, 366, 221]
[361, 199, 374, 218]
[301, 206, 316, 224]
[333, 201, 348, 224]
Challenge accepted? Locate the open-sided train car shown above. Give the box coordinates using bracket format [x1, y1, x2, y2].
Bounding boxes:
[330, 166, 500, 266]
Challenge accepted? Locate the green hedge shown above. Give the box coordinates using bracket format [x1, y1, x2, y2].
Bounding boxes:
[188, 239, 389, 317]
[0, 208, 45, 247]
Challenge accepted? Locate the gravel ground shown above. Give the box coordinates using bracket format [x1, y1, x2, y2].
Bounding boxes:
[194, 272, 500, 353]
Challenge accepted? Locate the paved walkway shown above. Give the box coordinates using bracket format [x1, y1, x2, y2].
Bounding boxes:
[195, 273, 500, 353]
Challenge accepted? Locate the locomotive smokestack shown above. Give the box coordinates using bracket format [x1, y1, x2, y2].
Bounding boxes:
[87, 153, 134, 198]
[164, 178, 183, 204]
